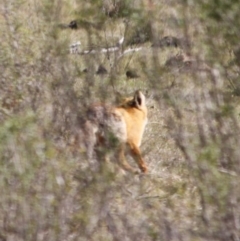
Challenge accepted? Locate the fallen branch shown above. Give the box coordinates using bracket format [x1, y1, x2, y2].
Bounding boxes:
[69, 37, 144, 57]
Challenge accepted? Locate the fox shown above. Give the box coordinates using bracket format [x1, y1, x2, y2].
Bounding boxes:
[83, 90, 148, 174]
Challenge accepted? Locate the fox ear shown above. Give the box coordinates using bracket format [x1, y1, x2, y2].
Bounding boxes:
[133, 90, 145, 108]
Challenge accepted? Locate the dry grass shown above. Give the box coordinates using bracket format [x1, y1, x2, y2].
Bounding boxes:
[1, 0, 240, 240]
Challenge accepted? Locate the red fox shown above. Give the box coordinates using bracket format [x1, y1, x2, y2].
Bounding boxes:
[83, 90, 148, 174]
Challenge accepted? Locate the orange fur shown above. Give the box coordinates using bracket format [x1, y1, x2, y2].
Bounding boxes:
[84, 90, 148, 174]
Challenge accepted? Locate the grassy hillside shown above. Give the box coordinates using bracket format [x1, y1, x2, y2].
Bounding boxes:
[1, 0, 240, 240]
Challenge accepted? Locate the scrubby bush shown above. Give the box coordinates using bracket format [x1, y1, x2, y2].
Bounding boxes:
[0, 0, 240, 240]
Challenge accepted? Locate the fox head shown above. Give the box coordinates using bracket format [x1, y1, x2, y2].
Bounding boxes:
[119, 90, 146, 110]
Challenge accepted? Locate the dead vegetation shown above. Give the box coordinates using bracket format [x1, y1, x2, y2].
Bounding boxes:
[0, 0, 240, 240]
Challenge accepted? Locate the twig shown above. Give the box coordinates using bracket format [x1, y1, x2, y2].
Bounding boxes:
[218, 168, 237, 177]
[136, 195, 166, 200]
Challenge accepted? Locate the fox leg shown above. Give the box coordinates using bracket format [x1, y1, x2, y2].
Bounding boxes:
[128, 143, 148, 173]
[116, 145, 138, 174]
